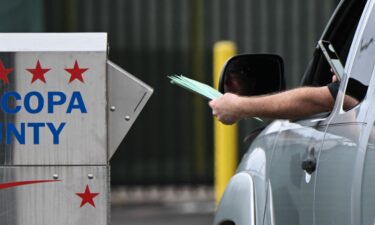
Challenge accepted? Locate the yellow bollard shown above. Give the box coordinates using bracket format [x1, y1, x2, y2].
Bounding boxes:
[213, 41, 238, 204]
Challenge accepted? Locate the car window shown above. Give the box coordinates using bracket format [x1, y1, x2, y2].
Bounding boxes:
[300, 0, 367, 87]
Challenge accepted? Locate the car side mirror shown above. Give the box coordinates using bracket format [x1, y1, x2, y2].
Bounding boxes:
[219, 54, 286, 96]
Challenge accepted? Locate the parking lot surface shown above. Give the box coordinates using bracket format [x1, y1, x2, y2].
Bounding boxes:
[111, 201, 214, 225]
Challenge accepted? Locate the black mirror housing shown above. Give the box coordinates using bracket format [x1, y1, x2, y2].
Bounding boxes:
[219, 54, 286, 96]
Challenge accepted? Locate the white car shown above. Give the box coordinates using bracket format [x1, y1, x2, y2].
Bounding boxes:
[213, 0, 375, 224]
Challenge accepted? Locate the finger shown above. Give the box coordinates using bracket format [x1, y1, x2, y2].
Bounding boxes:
[221, 117, 232, 125]
[332, 75, 337, 83]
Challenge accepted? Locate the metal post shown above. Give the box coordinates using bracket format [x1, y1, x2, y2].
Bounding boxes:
[213, 41, 238, 204]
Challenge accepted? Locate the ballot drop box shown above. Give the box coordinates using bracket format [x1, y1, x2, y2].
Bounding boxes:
[0, 33, 153, 225]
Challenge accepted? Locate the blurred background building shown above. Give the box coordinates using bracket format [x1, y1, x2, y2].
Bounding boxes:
[1, 0, 338, 191]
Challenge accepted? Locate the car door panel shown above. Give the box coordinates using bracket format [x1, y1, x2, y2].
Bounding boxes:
[267, 120, 326, 225]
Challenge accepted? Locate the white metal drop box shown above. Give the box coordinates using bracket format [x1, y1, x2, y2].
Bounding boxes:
[0, 33, 153, 225]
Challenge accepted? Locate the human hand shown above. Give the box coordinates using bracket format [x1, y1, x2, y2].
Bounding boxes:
[330, 68, 338, 82]
[208, 93, 242, 125]
[332, 74, 338, 83]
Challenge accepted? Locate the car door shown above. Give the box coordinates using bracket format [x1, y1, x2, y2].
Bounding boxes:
[361, 95, 375, 225]
[265, 1, 368, 225]
[265, 118, 327, 225]
[314, 1, 375, 225]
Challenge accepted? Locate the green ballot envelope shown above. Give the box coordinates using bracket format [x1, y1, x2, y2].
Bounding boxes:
[167, 74, 262, 122]
[168, 75, 223, 100]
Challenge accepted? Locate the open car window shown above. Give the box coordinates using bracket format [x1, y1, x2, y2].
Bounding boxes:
[300, 0, 367, 88]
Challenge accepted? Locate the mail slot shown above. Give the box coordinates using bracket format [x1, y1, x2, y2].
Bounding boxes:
[0, 33, 153, 225]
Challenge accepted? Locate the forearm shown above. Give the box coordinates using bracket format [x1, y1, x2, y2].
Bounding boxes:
[237, 86, 335, 119]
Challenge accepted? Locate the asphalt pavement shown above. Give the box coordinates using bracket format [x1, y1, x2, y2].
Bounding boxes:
[111, 201, 214, 225]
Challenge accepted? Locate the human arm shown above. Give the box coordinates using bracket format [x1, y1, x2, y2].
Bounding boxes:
[209, 86, 336, 125]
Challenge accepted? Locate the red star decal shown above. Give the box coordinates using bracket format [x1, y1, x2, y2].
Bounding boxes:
[76, 185, 99, 208]
[65, 60, 88, 83]
[0, 59, 13, 84]
[26, 60, 51, 84]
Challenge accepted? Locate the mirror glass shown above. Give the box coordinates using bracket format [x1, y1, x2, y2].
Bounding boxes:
[219, 54, 285, 96]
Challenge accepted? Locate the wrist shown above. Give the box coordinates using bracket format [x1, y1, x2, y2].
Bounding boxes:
[238, 96, 258, 119]
[235, 96, 248, 120]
